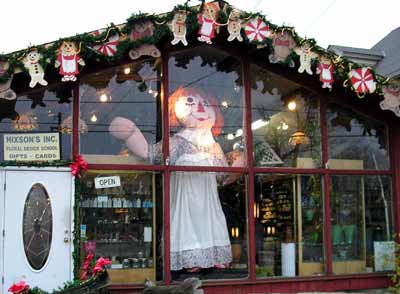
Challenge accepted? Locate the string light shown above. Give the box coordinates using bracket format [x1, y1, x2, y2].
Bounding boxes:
[221, 101, 229, 108]
[288, 101, 297, 111]
[99, 94, 108, 102]
[123, 67, 131, 75]
[90, 114, 97, 123]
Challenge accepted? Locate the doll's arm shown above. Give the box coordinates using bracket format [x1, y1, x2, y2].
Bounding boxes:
[109, 116, 149, 159]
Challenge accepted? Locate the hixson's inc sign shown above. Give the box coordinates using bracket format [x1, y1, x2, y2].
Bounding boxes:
[4, 133, 60, 161]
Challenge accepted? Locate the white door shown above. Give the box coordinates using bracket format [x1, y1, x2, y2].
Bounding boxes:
[0, 170, 4, 294]
[2, 168, 74, 293]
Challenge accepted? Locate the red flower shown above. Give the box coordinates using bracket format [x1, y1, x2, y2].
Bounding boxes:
[8, 281, 29, 293]
[80, 252, 94, 281]
[92, 257, 111, 275]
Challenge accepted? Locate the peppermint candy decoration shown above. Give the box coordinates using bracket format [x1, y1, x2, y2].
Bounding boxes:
[349, 67, 376, 95]
[245, 18, 270, 42]
[92, 29, 119, 57]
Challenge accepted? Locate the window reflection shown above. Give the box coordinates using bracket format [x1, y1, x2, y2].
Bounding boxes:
[0, 85, 72, 160]
[169, 47, 246, 166]
[251, 66, 321, 168]
[80, 60, 162, 165]
[327, 103, 389, 170]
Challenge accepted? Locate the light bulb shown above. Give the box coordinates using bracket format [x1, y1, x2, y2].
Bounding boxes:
[100, 93, 108, 102]
[227, 134, 235, 140]
[90, 114, 97, 122]
[124, 67, 131, 75]
[221, 101, 229, 108]
[288, 101, 297, 111]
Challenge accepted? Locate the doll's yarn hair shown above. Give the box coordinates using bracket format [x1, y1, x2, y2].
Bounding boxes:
[168, 86, 224, 137]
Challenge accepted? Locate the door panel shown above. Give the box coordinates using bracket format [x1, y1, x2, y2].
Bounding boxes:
[2, 168, 73, 292]
[0, 171, 4, 294]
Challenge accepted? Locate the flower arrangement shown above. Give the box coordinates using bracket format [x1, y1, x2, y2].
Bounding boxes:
[7, 256, 110, 294]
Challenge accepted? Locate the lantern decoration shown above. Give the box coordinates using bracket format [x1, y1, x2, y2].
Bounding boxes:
[380, 79, 400, 117]
[12, 112, 38, 131]
[348, 67, 376, 97]
[288, 130, 310, 146]
[244, 17, 270, 43]
[92, 29, 120, 57]
[59, 115, 88, 134]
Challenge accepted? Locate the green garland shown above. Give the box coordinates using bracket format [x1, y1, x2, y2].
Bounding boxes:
[0, 0, 393, 98]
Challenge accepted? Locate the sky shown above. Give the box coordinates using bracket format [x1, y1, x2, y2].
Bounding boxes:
[0, 0, 399, 54]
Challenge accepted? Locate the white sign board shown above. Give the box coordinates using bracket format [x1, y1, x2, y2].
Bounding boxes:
[4, 133, 60, 161]
[95, 176, 121, 189]
[374, 241, 395, 271]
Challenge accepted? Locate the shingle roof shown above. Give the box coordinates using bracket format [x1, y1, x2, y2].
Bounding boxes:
[372, 27, 400, 78]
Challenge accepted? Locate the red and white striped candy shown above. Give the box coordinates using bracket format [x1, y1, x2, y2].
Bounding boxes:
[350, 67, 376, 94]
[244, 17, 270, 42]
[91, 29, 119, 57]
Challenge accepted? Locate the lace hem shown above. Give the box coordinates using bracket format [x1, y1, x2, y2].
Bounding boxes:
[171, 245, 232, 270]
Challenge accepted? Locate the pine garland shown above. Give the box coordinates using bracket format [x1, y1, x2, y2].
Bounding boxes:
[0, 0, 393, 97]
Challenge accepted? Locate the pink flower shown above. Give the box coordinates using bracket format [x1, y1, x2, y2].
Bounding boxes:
[92, 257, 111, 275]
[80, 252, 94, 281]
[8, 281, 29, 293]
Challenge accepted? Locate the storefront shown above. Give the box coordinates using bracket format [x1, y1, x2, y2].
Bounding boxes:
[0, 2, 399, 293]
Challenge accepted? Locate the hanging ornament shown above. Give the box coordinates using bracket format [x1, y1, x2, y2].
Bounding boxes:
[55, 41, 85, 82]
[294, 41, 318, 75]
[244, 17, 270, 43]
[0, 61, 16, 101]
[129, 21, 161, 60]
[348, 67, 376, 97]
[169, 10, 188, 46]
[92, 29, 120, 57]
[21, 48, 48, 88]
[380, 79, 400, 116]
[227, 9, 244, 42]
[316, 54, 335, 90]
[268, 31, 295, 67]
[197, 2, 220, 44]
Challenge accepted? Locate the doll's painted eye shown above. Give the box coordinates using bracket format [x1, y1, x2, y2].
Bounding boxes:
[185, 97, 195, 106]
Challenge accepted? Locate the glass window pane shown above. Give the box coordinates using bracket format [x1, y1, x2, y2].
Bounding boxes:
[168, 47, 246, 167]
[0, 85, 72, 161]
[79, 60, 162, 165]
[170, 172, 248, 280]
[255, 174, 325, 278]
[327, 103, 389, 170]
[251, 65, 321, 168]
[79, 171, 163, 283]
[330, 175, 394, 274]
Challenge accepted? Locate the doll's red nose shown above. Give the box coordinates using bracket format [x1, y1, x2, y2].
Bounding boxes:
[197, 101, 205, 113]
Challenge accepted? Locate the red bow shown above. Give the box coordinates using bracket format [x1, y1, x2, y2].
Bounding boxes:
[8, 281, 29, 293]
[70, 154, 88, 178]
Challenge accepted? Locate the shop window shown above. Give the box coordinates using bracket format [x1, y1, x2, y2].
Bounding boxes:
[255, 174, 325, 278]
[0, 84, 72, 161]
[79, 171, 163, 283]
[170, 172, 248, 281]
[330, 175, 394, 274]
[250, 65, 321, 168]
[327, 103, 389, 170]
[80, 60, 162, 165]
[168, 47, 246, 167]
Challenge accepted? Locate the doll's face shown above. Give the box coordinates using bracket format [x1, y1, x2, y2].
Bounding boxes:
[320, 55, 331, 65]
[61, 41, 77, 54]
[175, 94, 216, 130]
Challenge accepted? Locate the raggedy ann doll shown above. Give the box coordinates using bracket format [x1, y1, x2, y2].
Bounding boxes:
[109, 87, 245, 272]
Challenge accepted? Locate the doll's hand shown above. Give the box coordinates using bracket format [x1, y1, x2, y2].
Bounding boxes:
[109, 116, 139, 141]
[231, 152, 246, 167]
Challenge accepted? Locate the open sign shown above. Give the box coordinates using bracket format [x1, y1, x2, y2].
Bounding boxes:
[94, 175, 121, 189]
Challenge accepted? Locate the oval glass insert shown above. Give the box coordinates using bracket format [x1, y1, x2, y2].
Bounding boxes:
[23, 183, 53, 270]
